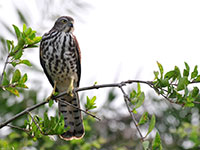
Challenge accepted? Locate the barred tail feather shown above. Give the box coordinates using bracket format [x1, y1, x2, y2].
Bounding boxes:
[58, 96, 84, 140]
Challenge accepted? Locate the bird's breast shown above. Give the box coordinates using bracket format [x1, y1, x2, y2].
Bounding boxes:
[41, 32, 78, 83]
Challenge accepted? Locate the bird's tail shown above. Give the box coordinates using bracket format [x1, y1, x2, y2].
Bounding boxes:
[58, 95, 84, 140]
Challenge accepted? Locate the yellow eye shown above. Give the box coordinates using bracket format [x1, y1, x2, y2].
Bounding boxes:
[61, 19, 67, 23]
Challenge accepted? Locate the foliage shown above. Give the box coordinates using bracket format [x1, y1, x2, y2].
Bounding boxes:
[0, 24, 41, 96]
[85, 96, 97, 111]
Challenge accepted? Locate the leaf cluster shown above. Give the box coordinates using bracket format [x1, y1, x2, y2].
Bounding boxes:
[85, 96, 97, 111]
[24, 112, 68, 141]
[129, 83, 162, 149]
[154, 62, 200, 106]
[0, 24, 41, 96]
[8, 24, 41, 65]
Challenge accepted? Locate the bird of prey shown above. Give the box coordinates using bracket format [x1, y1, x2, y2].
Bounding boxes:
[40, 16, 84, 140]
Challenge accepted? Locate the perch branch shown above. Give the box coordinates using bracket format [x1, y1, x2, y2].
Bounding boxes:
[1, 79, 199, 131]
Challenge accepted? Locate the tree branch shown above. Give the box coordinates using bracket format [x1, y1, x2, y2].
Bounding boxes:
[7, 124, 30, 132]
[1, 79, 199, 134]
[119, 86, 144, 142]
[28, 112, 46, 135]
[0, 101, 47, 129]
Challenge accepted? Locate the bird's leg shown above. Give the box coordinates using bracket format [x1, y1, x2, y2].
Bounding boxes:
[46, 81, 57, 102]
[67, 78, 74, 97]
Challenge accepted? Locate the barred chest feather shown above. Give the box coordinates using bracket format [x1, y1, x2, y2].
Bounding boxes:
[40, 31, 79, 90]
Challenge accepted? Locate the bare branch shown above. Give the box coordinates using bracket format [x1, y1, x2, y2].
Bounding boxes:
[74, 80, 153, 93]
[7, 124, 30, 132]
[0, 101, 47, 129]
[119, 86, 144, 142]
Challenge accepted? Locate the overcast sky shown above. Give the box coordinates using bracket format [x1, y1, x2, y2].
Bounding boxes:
[1, 0, 200, 107]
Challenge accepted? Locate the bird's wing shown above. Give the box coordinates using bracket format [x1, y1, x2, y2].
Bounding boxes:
[39, 38, 55, 89]
[72, 34, 81, 87]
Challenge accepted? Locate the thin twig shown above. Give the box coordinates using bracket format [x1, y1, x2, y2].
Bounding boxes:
[7, 124, 30, 132]
[28, 112, 46, 135]
[119, 86, 144, 142]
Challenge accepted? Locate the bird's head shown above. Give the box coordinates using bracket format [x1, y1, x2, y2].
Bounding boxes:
[53, 16, 74, 33]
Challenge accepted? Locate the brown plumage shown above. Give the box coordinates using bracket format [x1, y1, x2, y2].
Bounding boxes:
[40, 16, 84, 140]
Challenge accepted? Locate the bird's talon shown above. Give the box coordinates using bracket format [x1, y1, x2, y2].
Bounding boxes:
[46, 81, 57, 102]
[67, 88, 73, 97]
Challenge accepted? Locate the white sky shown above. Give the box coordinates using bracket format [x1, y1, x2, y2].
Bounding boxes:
[1, 0, 200, 108]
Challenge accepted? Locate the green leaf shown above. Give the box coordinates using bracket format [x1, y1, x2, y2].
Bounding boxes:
[195, 75, 200, 81]
[183, 69, 189, 77]
[185, 102, 194, 107]
[154, 71, 159, 80]
[174, 66, 181, 79]
[21, 60, 32, 66]
[139, 112, 149, 125]
[6, 40, 11, 51]
[2, 72, 9, 86]
[157, 61, 164, 79]
[17, 38, 25, 49]
[23, 24, 27, 32]
[33, 36, 42, 43]
[49, 99, 54, 107]
[29, 30, 36, 39]
[132, 108, 137, 114]
[164, 70, 174, 79]
[142, 141, 150, 150]
[16, 83, 28, 88]
[159, 79, 169, 87]
[135, 92, 145, 109]
[12, 25, 21, 39]
[137, 83, 141, 94]
[13, 49, 23, 60]
[85, 96, 97, 111]
[184, 62, 190, 71]
[44, 112, 50, 129]
[12, 69, 21, 83]
[91, 96, 96, 104]
[152, 132, 162, 150]
[146, 114, 156, 136]
[191, 65, 198, 79]
[191, 87, 199, 98]
[5, 87, 19, 96]
[183, 62, 190, 77]
[130, 89, 136, 99]
[177, 77, 189, 91]
[169, 89, 177, 98]
[25, 38, 35, 45]
[24, 27, 32, 36]
[11, 61, 17, 67]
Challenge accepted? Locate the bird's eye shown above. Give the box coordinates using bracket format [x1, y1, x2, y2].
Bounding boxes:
[61, 19, 67, 23]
